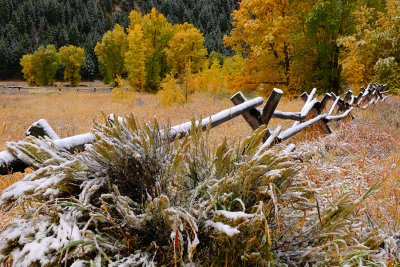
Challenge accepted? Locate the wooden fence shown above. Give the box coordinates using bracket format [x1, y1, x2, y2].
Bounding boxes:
[0, 83, 388, 175]
[0, 84, 112, 93]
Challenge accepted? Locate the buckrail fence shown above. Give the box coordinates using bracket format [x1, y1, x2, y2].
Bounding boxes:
[0, 83, 389, 175]
[0, 84, 112, 93]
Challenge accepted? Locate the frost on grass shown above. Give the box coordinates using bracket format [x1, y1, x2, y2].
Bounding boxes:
[0, 115, 397, 266]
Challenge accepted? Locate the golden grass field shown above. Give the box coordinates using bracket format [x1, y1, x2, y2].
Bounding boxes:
[0, 84, 399, 234]
[0, 87, 303, 149]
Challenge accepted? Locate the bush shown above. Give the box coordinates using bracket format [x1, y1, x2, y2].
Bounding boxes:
[157, 74, 185, 106]
[112, 75, 135, 102]
[0, 116, 394, 266]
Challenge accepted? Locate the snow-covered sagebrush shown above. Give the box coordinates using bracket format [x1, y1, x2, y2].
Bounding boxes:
[0, 116, 395, 266]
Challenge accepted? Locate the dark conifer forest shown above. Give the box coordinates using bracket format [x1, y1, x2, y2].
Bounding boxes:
[0, 0, 236, 80]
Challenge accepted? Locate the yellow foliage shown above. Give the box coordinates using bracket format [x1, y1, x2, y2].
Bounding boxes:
[157, 74, 185, 106]
[224, 0, 301, 92]
[59, 45, 85, 87]
[20, 45, 59, 86]
[165, 22, 208, 77]
[94, 24, 128, 84]
[20, 54, 35, 85]
[125, 24, 146, 91]
[112, 75, 134, 101]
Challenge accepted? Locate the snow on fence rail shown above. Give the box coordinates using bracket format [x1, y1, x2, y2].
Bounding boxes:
[0, 83, 388, 175]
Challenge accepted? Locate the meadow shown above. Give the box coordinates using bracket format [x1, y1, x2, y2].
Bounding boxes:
[0, 85, 399, 265]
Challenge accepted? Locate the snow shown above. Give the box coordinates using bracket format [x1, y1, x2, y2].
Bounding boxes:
[300, 99, 317, 117]
[326, 108, 353, 121]
[328, 96, 340, 115]
[54, 133, 95, 151]
[0, 214, 82, 266]
[0, 150, 15, 164]
[254, 126, 282, 157]
[108, 114, 126, 125]
[273, 88, 283, 94]
[26, 119, 60, 140]
[283, 144, 296, 154]
[0, 179, 43, 205]
[273, 110, 302, 120]
[205, 220, 240, 237]
[108, 252, 155, 266]
[214, 210, 255, 220]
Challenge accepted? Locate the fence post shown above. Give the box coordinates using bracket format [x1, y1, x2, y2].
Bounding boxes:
[300, 91, 331, 134]
[230, 92, 263, 130]
[260, 88, 283, 127]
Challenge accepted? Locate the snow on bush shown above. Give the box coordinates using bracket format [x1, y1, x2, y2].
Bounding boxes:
[0, 116, 396, 266]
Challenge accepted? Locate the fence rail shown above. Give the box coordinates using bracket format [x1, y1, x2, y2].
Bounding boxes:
[0, 83, 388, 175]
[0, 84, 112, 93]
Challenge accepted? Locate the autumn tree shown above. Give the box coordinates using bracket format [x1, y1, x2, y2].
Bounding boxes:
[20, 54, 35, 85]
[339, 0, 400, 92]
[129, 8, 174, 91]
[225, 0, 304, 93]
[94, 24, 128, 84]
[125, 24, 146, 91]
[59, 45, 85, 86]
[20, 45, 59, 86]
[166, 22, 208, 78]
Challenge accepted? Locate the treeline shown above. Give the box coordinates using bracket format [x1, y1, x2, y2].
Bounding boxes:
[225, 0, 399, 94]
[0, 0, 236, 80]
[20, 9, 234, 105]
[4, 0, 400, 95]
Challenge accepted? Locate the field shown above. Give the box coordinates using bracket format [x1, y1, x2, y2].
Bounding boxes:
[0, 86, 305, 149]
[0, 85, 399, 265]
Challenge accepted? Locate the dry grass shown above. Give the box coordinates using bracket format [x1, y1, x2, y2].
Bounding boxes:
[1, 84, 398, 238]
[0, 89, 303, 151]
[294, 96, 400, 233]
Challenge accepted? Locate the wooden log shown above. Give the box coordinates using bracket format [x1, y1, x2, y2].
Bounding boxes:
[299, 89, 331, 134]
[0, 132, 96, 175]
[330, 93, 355, 119]
[355, 92, 363, 107]
[319, 93, 333, 111]
[169, 96, 264, 140]
[272, 111, 302, 121]
[272, 92, 331, 122]
[260, 88, 283, 127]
[26, 119, 60, 140]
[277, 114, 327, 141]
[230, 92, 263, 130]
[254, 126, 282, 157]
[0, 151, 28, 175]
[344, 90, 353, 102]
[326, 108, 354, 121]
[328, 96, 340, 115]
[109, 96, 264, 141]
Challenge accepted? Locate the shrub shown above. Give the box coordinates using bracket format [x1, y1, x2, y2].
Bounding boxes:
[0, 116, 393, 266]
[157, 74, 185, 106]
